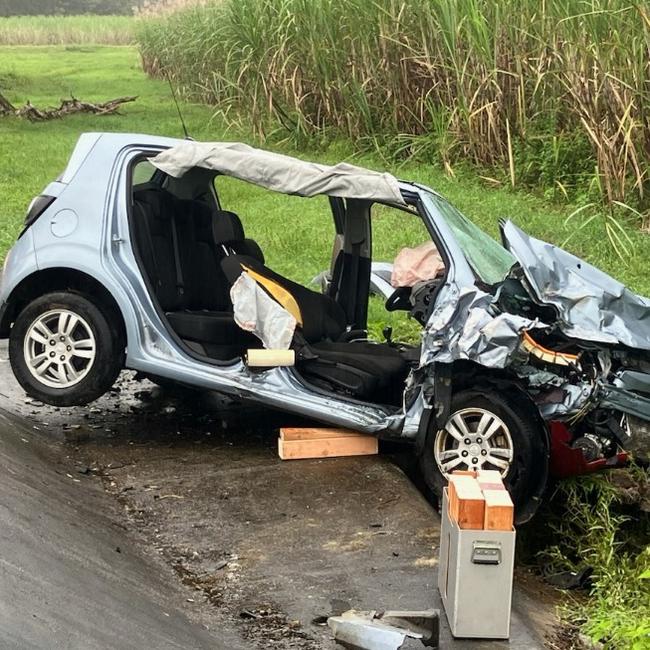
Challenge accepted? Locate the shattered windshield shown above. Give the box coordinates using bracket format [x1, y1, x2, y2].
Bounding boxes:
[423, 192, 515, 285]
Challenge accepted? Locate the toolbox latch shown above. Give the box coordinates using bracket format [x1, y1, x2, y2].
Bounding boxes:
[471, 541, 501, 565]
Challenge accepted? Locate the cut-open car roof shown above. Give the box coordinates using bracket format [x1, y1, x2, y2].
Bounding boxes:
[150, 141, 406, 205]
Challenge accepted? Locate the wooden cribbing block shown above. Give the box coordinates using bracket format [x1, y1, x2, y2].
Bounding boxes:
[280, 427, 366, 441]
[448, 474, 485, 530]
[278, 427, 378, 460]
[476, 469, 505, 492]
[483, 489, 514, 531]
[447, 470, 477, 515]
[448, 472, 476, 519]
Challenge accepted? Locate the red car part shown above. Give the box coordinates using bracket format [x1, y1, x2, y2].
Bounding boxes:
[548, 420, 628, 479]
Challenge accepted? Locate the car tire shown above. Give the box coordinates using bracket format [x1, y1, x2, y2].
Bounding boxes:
[9, 291, 124, 407]
[418, 388, 548, 520]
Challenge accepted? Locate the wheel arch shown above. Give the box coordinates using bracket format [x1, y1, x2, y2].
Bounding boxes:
[457, 363, 546, 428]
[1, 268, 126, 347]
[419, 360, 551, 522]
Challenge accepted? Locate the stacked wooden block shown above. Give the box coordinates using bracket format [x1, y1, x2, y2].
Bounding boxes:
[278, 427, 378, 460]
[447, 470, 514, 531]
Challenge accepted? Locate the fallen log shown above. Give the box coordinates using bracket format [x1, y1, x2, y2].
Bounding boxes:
[0, 92, 137, 121]
[0, 91, 15, 113]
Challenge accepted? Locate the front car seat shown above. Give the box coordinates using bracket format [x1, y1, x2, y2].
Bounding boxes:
[220, 250, 408, 403]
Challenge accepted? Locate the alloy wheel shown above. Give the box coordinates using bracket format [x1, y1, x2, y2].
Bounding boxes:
[434, 407, 514, 477]
[23, 309, 96, 389]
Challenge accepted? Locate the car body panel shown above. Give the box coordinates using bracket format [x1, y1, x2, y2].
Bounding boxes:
[58, 132, 103, 184]
[502, 220, 650, 349]
[2, 228, 38, 291]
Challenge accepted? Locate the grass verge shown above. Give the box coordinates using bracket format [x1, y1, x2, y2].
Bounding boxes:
[523, 473, 650, 649]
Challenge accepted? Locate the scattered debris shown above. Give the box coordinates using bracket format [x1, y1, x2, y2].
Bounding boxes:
[0, 92, 137, 121]
[104, 462, 127, 471]
[543, 566, 593, 590]
[327, 609, 439, 650]
[546, 622, 604, 650]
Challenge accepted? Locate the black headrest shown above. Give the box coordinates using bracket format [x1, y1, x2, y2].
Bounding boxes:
[239, 238, 265, 264]
[212, 210, 245, 243]
[133, 186, 176, 219]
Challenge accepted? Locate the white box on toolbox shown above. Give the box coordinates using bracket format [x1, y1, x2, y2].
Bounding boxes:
[438, 487, 515, 639]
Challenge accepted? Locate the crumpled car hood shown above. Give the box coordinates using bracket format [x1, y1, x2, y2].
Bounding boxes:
[502, 220, 650, 350]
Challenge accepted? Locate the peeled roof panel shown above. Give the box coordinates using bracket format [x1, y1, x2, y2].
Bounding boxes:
[150, 141, 406, 205]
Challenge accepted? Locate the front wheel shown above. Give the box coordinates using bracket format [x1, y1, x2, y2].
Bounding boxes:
[418, 388, 548, 521]
[9, 292, 124, 407]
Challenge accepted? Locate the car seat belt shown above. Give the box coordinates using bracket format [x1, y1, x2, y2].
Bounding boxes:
[170, 212, 185, 296]
[346, 241, 361, 325]
[241, 264, 303, 326]
[135, 202, 162, 289]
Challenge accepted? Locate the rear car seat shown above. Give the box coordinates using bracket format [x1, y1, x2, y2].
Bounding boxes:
[132, 186, 259, 358]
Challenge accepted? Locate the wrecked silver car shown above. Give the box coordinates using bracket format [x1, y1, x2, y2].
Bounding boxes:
[1, 134, 647, 521]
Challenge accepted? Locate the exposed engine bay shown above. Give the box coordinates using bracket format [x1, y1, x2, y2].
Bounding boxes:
[383, 220, 650, 474]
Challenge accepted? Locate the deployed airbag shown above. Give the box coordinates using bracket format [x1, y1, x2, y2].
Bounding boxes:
[391, 241, 444, 288]
[230, 272, 296, 350]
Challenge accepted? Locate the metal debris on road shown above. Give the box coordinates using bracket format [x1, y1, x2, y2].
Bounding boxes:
[327, 609, 439, 650]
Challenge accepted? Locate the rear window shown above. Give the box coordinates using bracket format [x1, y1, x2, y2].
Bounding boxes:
[132, 160, 157, 186]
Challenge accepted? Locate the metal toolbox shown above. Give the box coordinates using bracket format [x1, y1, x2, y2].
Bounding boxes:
[438, 487, 515, 639]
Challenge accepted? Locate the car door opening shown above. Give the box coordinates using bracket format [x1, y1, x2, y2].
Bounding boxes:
[128, 163, 422, 407]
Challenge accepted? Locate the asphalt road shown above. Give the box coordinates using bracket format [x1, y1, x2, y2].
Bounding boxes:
[0, 343, 555, 649]
[0, 399, 238, 649]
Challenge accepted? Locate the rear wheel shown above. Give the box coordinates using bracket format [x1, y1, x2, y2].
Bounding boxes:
[419, 388, 548, 520]
[9, 292, 124, 406]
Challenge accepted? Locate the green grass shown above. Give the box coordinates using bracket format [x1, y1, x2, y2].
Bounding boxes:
[0, 46, 217, 255]
[0, 16, 136, 45]
[524, 474, 650, 649]
[1, 45, 649, 647]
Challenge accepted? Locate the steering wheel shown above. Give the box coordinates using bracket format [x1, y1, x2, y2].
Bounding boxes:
[385, 286, 412, 312]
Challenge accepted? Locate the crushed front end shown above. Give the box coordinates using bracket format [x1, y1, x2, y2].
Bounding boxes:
[497, 221, 650, 475]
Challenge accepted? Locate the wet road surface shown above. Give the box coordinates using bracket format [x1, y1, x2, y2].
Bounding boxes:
[0, 394, 237, 649]
[0, 342, 556, 648]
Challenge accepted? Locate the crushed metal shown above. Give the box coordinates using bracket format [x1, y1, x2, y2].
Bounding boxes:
[327, 609, 439, 650]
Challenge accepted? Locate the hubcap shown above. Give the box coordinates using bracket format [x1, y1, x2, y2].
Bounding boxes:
[23, 309, 96, 389]
[434, 408, 514, 478]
